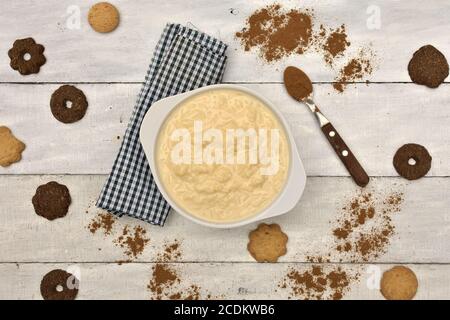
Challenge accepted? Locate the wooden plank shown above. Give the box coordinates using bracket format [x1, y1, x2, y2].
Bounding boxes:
[0, 0, 449, 82]
[1, 83, 449, 176]
[1, 262, 449, 300]
[0, 175, 449, 263]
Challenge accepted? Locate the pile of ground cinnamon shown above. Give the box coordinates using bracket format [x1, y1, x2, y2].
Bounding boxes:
[113, 225, 150, 260]
[87, 211, 116, 236]
[333, 50, 374, 93]
[279, 188, 404, 300]
[280, 265, 357, 300]
[148, 263, 201, 300]
[235, 3, 375, 93]
[86, 211, 150, 261]
[236, 4, 314, 62]
[157, 239, 182, 262]
[332, 191, 403, 262]
[321, 24, 351, 65]
[148, 240, 207, 300]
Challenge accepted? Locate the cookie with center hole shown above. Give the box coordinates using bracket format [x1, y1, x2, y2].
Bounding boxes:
[8, 37, 46, 75]
[40, 269, 79, 300]
[50, 85, 88, 123]
[393, 143, 431, 180]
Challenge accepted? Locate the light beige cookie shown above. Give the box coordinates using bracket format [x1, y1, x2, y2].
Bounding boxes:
[380, 266, 418, 300]
[0, 126, 26, 167]
[248, 223, 288, 262]
[88, 2, 120, 33]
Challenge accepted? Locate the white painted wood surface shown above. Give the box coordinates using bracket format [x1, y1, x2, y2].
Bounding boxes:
[2, 263, 450, 300]
[1, 83, 449, 176]
[0, 175, 449, 263]
[1, 0, 450, 83]
[1, 0, 449, 300]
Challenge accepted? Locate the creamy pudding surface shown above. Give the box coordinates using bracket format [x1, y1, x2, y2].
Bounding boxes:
[156, 89, 290, 223]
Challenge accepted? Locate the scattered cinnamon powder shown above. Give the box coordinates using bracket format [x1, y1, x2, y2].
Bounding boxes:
[87, 211, 116, 236]
[322, 24, 350, 65]
[148, 240, 206, 300]
[332, 190, 403, 262]
[280, 265, 357, 300]
[113, 225, 150, 260]
[333, 50, 374, 92]
[236, 3, 376, 93]
[157, 239, 182, 262]
[280, 188, 404, 300]
[86, 211, 151, 261]
[148, 264, 181, 299]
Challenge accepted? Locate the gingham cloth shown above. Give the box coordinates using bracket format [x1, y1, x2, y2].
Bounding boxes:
[96, 23, 228, 226]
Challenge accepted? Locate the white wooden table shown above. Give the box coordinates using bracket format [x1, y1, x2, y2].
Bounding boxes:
[1, 0, 450, 300]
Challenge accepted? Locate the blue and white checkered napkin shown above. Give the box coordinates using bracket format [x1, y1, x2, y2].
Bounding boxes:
[96, 23, 228, 226]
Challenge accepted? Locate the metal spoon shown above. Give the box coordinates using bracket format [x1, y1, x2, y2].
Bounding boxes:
[283, 66, 369, 187]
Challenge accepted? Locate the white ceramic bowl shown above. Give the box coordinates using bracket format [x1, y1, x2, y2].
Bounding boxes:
[140, 84, 306, 228]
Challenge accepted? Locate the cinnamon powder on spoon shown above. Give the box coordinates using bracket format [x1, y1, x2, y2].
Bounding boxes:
[284, 66, 313, 101]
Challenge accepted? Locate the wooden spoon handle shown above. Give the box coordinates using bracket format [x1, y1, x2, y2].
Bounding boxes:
[321, 122, 369, 187]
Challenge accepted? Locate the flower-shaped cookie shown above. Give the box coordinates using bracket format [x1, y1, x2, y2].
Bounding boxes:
[8, 38, 46, 75]
[247, 223, 288, 262]
[0, 126, 26, 167]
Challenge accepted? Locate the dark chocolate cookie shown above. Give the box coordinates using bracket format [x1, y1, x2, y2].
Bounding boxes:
[393, 144, 432, 180]
[40, 269, 79, 300]
[408, 45, 449, 88]
[8, 38, 46, 75]
[32, 181, 71, 220]
[50, 85, 88, 123]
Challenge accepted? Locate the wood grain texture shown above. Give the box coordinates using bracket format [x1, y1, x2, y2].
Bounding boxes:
[0, 0, 449, 82]
[1, 83, 449, 176]
[1, 262, 449, 300]
[0, 175, 449, 263]
[1, 0, 449, 300]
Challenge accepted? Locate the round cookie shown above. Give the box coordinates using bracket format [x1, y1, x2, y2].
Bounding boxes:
[8, 37, 46, 75]
[247, 223, 288, 262]
[88, 2, 120, 33]
[32, 181, 71, 221]
[50, 85, 88, 123]
[408, 45, 449, 88]
[393, 143, 432, 180]
[380, 266, 418, 300]
[40, 269, 79, 300]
